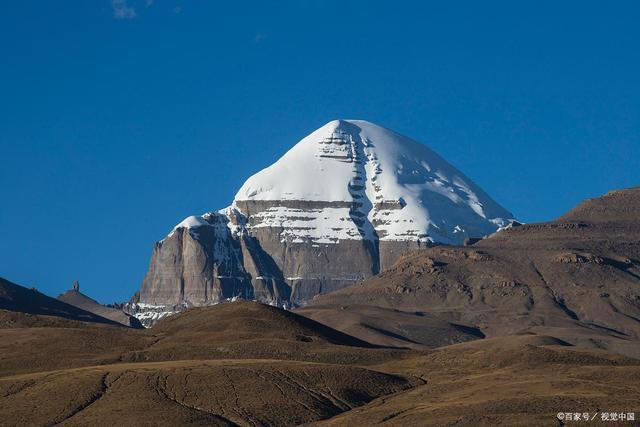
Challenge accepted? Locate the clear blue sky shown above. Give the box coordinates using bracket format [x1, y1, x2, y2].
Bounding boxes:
[1, 1, 638, 303]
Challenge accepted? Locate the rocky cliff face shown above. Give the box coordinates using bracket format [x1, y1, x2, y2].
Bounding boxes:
[132, 120, 513, 323]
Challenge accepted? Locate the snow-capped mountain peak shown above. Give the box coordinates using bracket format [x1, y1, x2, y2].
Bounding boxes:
[136, 119, 515, 320]
[234, 119, 512, 244]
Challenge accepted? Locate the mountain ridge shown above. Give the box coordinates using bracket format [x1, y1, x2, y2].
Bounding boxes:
[0, 277, 123, 327]
[58, 288, 143, 328]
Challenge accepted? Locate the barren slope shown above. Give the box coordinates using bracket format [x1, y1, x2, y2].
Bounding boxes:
[0, 360, 415, 427]
[309, 335, 640, 427]
[0, 277, 122, 327]
[2, 294, 639, 425]
[303, 188, 640, 357]
[0, 300, 408, 378]
[0, 300, 418, 426]
[58, 289, 142, 328]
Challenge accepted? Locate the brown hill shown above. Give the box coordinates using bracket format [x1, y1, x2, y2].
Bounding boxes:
[152, 299, 375, 345]
[0, 360, 416, 427]
[0, 309, 113, 329]
[559, 186, 640, 224]
[0, 300, 403, 378]
[58, 288, 142, 328]
[2, 296, 639, 425]
[302, 188, 640, 358]
[0, 300, 418, 426]
[124, 301, 404, 367]
[0, 277, 122, 327]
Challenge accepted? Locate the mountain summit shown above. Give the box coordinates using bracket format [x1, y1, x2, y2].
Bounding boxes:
[235, 119, 512, 244]
[132, 120, 513, 323]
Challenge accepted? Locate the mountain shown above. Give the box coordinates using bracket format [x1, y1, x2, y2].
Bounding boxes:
[0, 277, 122, 327]
[133, 120, 513, 322]
[301, 187, 640, 357]
[58, 285, 142, 328]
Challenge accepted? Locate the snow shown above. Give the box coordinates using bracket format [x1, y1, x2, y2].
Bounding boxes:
[125, 302, 179, 327]
[129, 298, 290, 326]
[167, 215, 211, 238]
[134, 309, 176, 325]
[167, 212, 238, 249]
[157, 119, 513, 247]
[174, 215, 210, 229]
[134, 302, 168, 310]
[249, 206, 363, 243]
[233, 119, 514, 244]
[139, 119, 516, 312]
